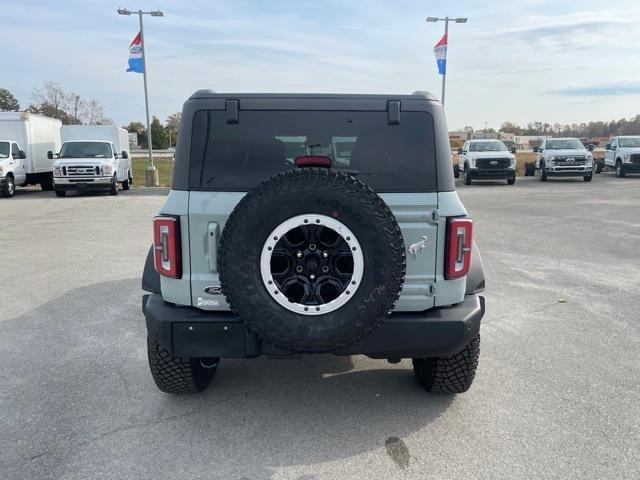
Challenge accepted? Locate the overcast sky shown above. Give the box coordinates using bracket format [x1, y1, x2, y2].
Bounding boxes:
[3, 0, 640, 130]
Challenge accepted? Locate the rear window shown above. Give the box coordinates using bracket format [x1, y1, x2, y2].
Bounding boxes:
[189, 110, 437, 192]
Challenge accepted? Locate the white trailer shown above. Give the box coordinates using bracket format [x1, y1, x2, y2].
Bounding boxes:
[0, 112, 62, 197]
[52, 125, 132, 197]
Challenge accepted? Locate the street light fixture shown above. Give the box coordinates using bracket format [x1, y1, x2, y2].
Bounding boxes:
[425, 15, 468, 107]
[117, 6, 164, 186]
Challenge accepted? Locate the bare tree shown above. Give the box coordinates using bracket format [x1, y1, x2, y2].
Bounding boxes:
[31, 82, 70, 119]
[165, 112, 181, 147]
[29, 81, 111, 125]
[81, 99, 111, 125]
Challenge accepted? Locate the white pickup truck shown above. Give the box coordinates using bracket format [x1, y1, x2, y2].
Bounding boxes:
[51, 126, 132, 197]
[0, 112, 61, 198]
[534, 138, 593, 182]
[457, 139, 517, 185]
[598, 136, 640, 177]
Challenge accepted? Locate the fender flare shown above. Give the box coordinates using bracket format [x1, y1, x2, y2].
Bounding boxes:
[466, 241, 485, 294]
[142, 245, 161, 293]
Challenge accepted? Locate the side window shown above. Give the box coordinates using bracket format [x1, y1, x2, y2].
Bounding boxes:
[11, 143, 20, 157]
[462, 141, 468, 152]
[610, 138, 617, 149]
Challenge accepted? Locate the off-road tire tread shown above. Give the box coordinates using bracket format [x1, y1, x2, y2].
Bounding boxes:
[218, 168, 406, 352]
[413, 335, 480, 394]
[147, 336, 216, 394]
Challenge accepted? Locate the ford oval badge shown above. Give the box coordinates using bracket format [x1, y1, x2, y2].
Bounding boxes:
[203, 285, 222, 295]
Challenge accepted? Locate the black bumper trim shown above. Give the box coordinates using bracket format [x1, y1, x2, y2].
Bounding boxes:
[55, 183, 112, 191]
[544, 170, 591, 177]
[142, 294, 485, 359]
[468, 168, 515, 179]
[623, 163, 640, 173]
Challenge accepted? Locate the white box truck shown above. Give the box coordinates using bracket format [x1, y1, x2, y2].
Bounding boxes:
[51, 125, 132, 197]
[0, 112, 62, 198]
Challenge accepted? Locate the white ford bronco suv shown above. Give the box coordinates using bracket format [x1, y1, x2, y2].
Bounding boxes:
[141, 92, 485, 395]
[534, 137, 593, 182]
[457, 139, 517, 185]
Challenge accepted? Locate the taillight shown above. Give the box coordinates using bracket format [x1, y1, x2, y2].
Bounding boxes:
[445, 217, 473, 279]
[153, 216, 181, 278]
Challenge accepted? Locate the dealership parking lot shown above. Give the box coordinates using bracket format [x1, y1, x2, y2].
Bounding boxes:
[1, 174, 639, 480]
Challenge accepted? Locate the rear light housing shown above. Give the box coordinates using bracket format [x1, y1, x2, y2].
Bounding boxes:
[445, 217, 473, 279]
[153, 216, 181, 278]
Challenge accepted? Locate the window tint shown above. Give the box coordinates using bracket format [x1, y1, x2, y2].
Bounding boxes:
[190, 110, 437, 192]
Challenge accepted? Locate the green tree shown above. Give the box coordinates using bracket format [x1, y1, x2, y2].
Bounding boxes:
[150, 116, 168, 150]
[125, 121, 146, 147]
[0, 88, 20, 111]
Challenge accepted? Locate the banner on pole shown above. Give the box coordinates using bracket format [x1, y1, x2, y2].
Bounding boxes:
[433, 34, 447, 75]
[127, 32, 144, 73]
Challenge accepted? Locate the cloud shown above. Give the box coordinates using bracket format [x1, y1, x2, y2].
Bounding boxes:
[549, 83, 640, 96]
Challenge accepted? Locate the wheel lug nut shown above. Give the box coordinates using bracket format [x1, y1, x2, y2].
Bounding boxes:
[296, 265, 303, 273]
[309, 243, 316, 251]
[296, 251, 302, 258]
[322, 251, 328, 258]
[322, 266, 329, 273]
[309, 274, 316, 280]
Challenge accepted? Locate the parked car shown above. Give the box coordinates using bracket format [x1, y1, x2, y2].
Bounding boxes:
[50, 125, 132, 196]
[141, 91, 485, 395]
[458, 139, 516, 185]
[599, 136, 640, 177]
[0, 112, 61, 198]
[534, 138, 593, 182]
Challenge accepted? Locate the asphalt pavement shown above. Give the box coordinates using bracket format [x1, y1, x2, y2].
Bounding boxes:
[1, 173, 638, 480]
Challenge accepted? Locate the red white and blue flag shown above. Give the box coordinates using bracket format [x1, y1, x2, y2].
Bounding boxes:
[127, 32, 144, 73]
[433, 34, 447, 75]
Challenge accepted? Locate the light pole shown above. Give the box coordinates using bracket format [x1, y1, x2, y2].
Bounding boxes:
[117, 7, 163, 186]
[426, 16, 467, 107]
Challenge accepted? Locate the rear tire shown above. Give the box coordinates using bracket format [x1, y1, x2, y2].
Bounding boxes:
[615, 160, 625, 178]
[54, 189, 66, 197]
[464, 169, 472, 185]
[413, 335, 480, 394]
[122, 178, 130, 190]
[109, 175, 119, 195]
[594, 161, 603, 174]
[40, 174, 54, 191]
[1, 176, 15, 198]
[453, 164, 460, 178]
[539, 165, 547, 182]
[147, 336, 218, 394]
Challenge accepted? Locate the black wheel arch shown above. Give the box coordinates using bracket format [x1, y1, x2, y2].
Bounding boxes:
[465, 241, 485, 295]
[142, 245, 161, 293]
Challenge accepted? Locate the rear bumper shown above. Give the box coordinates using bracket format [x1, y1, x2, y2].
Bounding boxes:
[142, 293, 485, 359]
[468, 168, 515, 179]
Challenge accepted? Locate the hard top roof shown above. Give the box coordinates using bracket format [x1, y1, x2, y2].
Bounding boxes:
[188, 90, 438, 101]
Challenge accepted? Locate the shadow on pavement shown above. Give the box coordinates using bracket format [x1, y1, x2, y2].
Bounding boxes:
[1, 278, 455, 479]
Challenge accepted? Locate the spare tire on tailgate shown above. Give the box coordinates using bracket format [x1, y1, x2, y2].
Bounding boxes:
[218, 168, 406, 352]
